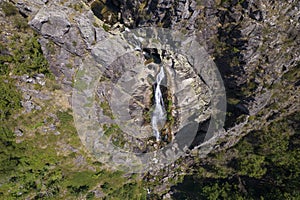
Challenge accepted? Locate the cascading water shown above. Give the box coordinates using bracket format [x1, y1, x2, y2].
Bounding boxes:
[151, 66, 166, 141]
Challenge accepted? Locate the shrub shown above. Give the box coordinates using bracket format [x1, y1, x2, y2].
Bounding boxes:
[0, 79, 21, 121]
[57, 110, 73, 124]
[1, 2, 17, 16]
[13, 16, 28, 30]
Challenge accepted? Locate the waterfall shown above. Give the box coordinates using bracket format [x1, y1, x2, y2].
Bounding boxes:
[151, 66, 166, 141]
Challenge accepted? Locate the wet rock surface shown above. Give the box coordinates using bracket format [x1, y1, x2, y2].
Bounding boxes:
[7, 0, 300, 197]
[94, 48, 211, 150]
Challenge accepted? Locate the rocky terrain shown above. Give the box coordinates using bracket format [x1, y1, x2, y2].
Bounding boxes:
[0, 0, 299, 199]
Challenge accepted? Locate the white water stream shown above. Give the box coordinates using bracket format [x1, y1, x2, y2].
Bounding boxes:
[151, 66, 166, 141]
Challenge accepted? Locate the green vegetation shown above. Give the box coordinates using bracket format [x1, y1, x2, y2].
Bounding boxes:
[71, 2, 84, 12]
[0, 6, 146, 199]
[102, 23, 111, 32]
[93, 21, 100, 28]
[173, 112, 300, 199]
[282, 64, 300, 82]
[103, 124, 128, 149]
[64, 171, 98, 195]
[143, 108, 152, 124]
[2, 34, 50, 76]
[0, 80, 21, 121]
[65, 63, 73, 68]
[166, 99, 175, 126]
[1, 2, 299, 200]
[0, 123, 146, 198]
[100, 100, 115, 119]
[0, 1, 17, 16]
[57, 109, 73, 124]
[91, 0, 119, 25]
[72, 41, 77, 47]
[0, 7, 50, 76]
[103, 124, 120, 137]
[227, 98, 240, 105]
[161, 93, 175, 143]
[12, 15, 28, 30]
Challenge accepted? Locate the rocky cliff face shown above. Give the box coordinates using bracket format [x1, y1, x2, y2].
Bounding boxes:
[5, 0, 300, 196]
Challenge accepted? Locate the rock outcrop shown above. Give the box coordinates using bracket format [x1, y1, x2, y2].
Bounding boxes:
[6, 0, 300, 196]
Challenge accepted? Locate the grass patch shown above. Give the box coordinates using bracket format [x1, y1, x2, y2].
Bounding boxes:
[1, 1, 17, 16]
[57, 109, 73, 124]
[0, 79, 22, 121]
[100, 100, 114, 119]
[64, 171, 98, 195]
[103, 124, 127, 148]
[102, 24, 110, 32]
[103, 124, 121, 137]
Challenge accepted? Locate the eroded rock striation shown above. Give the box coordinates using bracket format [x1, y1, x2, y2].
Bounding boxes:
[7, 0, 300, 196]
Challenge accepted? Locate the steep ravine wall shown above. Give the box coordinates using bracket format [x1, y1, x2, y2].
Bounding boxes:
[6, 0, 300, 196]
